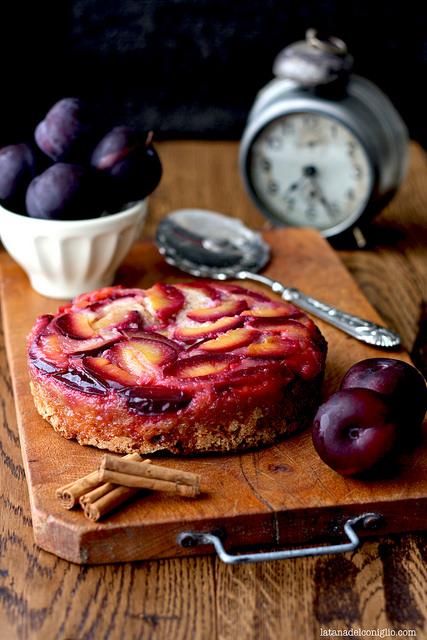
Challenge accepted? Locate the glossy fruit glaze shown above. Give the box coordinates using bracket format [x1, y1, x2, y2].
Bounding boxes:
[28, 282, 327, 421]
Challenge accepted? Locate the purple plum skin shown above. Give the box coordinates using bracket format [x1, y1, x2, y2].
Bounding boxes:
[35, 98, 93, 163]
[26, 163, 103, 221]
[91, 127, 145, 170]
[91, 126, 162, 209]
[312, 388, 398, 476]
[0, 143, 38, 212]
[340, 358, 427, 430]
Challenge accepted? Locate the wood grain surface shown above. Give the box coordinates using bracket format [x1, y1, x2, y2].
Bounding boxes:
[2, 227, 425, 565]
[0, 141, 426, 638]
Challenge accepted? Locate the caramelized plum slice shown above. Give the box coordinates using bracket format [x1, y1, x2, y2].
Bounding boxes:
[174, 316, 243, 342]
[110, 338, 177, 381]
[55, 312, 96, 339]
[71, 286, 145, 311]
[213, 283, 271, 302]
[248, 317, 312, 338]
[171, 354, 237, 379]
[93, 308, 143, 333]
[56, 305, 143, 340]
[84, 356, 136, 389]
[53, 368, 107, 396]
[175, 282, 220, 300]
[72, 286, 126, 310]
[284, 346, 325, 380]
[128, 330, 179, 350]
[90, 297, 144, 330]
[242, 304, 299, 318]
[145, 283, 185, 323]
[60, 330, 122, 355]
[29, 331, 69, 373]
[187, 299, 247, 322]
[247, 335, 298, 358]
[125, 386, 192, 416]
[199, 328, 258, 353]
[216, 359, 290, 390]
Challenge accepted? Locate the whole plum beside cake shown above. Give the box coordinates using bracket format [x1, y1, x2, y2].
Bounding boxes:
[340, 358, 427, 430]
[26, 164, 104, 220]
[312, 389, 398, 476]
[27, 282, 327, 454]
[91, 127, 162, 209]
[312, 357, 426, 476]
[0, 143, 38, 212]
[35, 97, 94, 163]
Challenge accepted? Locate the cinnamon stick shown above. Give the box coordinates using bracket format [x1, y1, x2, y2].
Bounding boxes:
[56, 452, 141, 509]
[100, 454, 200, 489]
[57, 449, 201, 523]
[98, 469, 200, 497]
[83, 486, 142, 522]
[79, 482, 116, 507]
[79, 459, 152, 508]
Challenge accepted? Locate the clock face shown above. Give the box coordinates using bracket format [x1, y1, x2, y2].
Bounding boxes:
[248, 113, 373, 233]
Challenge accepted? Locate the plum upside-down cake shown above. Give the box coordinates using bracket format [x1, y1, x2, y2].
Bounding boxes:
[27, 282, 327, 454]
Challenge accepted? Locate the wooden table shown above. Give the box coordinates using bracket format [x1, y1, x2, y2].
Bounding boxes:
[1, 141, 426, 639]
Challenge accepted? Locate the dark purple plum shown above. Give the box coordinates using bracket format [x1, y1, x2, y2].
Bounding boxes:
[26, 163, 104, 221]
[91, 127, 145, 170]
[35, 98, 94, 162]
[91, 127, 162, 209]
[341, 358, 427, 430]
[125, 386, 191, 415]
[53, 368, 107, 396]
[312, 388, 398, 476]
[0, 143, 38, 212]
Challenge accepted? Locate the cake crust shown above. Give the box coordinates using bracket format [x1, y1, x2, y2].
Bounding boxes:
[27, 282, 327, 454]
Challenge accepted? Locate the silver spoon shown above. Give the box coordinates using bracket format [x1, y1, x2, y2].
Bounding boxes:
[156, 209, 400, 349]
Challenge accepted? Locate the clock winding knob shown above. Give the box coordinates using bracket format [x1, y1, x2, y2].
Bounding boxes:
[273, 29, 353, 87]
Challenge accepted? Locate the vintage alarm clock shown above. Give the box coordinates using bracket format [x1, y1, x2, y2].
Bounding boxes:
[239, 30, 408, 241]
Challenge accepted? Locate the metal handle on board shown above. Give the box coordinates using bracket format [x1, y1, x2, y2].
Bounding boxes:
[177, 512, 383, 564]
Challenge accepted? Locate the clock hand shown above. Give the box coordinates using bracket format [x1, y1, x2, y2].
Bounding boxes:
[281, 178, 301, 199]
[282, 165, 317, 201]
[306, 174, 339, 221]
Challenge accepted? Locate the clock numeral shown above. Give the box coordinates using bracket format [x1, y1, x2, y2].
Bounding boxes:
[347, 141, 356, 156]
[268, 181, 278, 194]
[267, 136, 282, 150]
[261, 158, 271, 172]
[283, 195, 295, 210]
[353, 165, 362, 179]
[303, 115, 319, 129]
[281, 121, 295, 134]
[347, 189, 355, 201]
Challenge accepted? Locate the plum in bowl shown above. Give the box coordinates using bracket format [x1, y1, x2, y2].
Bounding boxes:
[0, 98, 162, 299]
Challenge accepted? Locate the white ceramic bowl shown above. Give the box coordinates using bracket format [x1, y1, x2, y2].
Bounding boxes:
[0, 200, 147, 299]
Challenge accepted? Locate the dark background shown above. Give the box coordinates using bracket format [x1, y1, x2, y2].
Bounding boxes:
[1, 1, 426, 145]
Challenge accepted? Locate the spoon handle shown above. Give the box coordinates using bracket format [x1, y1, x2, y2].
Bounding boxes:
[236, 271, 401, 349]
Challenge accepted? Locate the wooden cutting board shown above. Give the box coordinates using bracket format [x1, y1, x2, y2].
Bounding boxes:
[1, 228, 426, 565]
